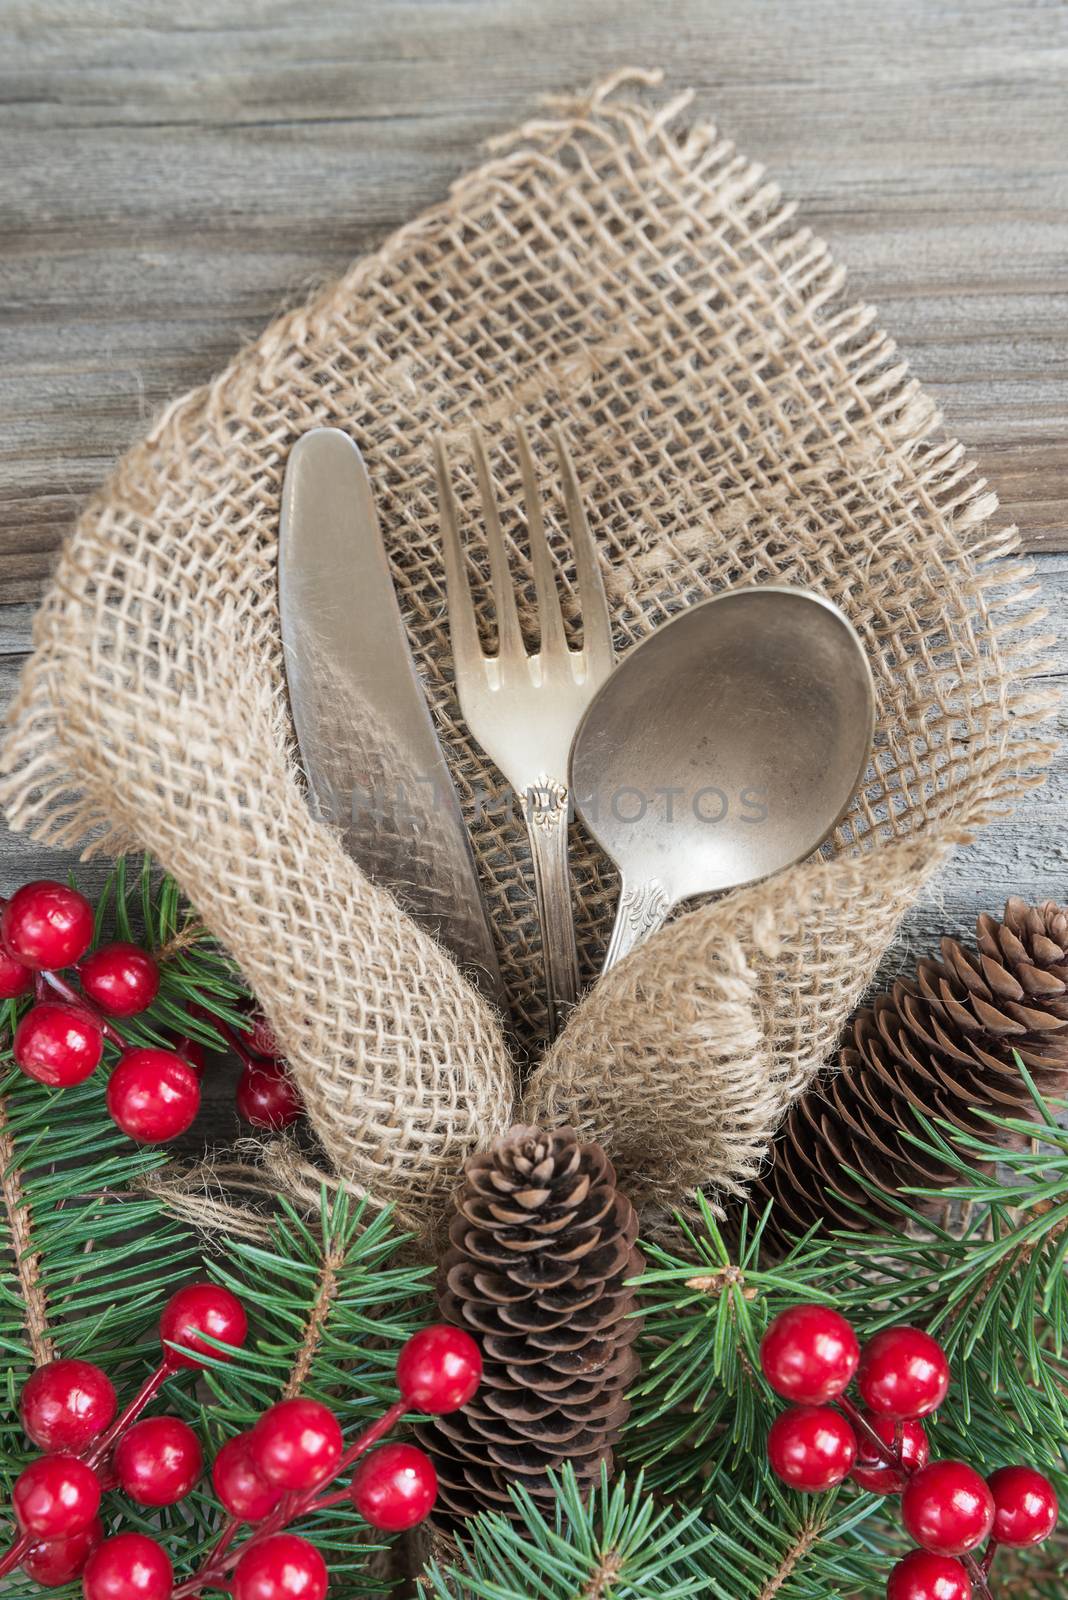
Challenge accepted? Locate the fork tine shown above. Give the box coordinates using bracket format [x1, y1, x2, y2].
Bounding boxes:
[434, 435, 482, 676]
[470, 426, 524, 662]
[553, 426, 615, 676]
[515, 421, 567, 659]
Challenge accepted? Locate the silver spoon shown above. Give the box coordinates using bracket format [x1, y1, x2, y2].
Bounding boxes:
[570, 586, 876, 970]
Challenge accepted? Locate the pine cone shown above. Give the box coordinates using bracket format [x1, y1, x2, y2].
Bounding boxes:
[751, 899, 1068, 1240]
[416, 1125, 643, 1524]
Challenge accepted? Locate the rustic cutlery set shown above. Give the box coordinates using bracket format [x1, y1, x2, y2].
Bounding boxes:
[279, 426, 876, 1039]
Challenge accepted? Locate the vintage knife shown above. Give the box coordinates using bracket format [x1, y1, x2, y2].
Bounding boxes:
[279, 427, 505, 1007]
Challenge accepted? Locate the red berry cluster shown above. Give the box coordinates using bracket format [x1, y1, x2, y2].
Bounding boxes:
[206, 1006, 303, 1133]
[1, 1282, 248, 1591]
[1, 1286, 482, 1599]
[760, 1304, 1060, 1599]
[1, 878, 302, 1142]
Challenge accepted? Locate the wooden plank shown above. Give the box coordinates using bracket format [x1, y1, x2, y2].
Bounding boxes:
[1, 0, 1065, 609]
[871, 561, 1068, 986]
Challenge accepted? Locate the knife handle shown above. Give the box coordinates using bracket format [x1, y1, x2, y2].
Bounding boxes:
[525, 777, 581, 1041]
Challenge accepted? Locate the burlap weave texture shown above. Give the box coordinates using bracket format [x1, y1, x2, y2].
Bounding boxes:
[0, 70, 1055, 1238]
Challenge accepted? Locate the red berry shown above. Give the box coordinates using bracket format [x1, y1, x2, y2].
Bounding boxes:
[0, 945, 33, 999]
[902, 1460, 995, 1556]
[20, 1358, 116, 1452]
[858, 1327, 950, 1420]
[759, 1304, 860, 1405]
[159, 1281, 248, 1368]
[396, 1324, 483, 1414]
[235, 1062, 302, 1130]
[239, 1013, 279, 1059]
[21, 1518, 103, 1587]
[987, 1464, 1059, 1546]
[106, 1049, 200, 1143]
[114, 1415, 203, 1506]
[212, 1434, 284, 1521]
[1, 881, 94, 971]
[13, 1455, 101, 1538]
[83, 1533, 173, 1600]
[250, 1398, 343, 1490]
[851, 1415, 928, 1494]
[767, 1406, 857, 1493]
[14, 1002, 104, 1087]
[173, 1037, 207, 1075]
[350, 1442, 437, 1531]
[886, 1549, 972, 1600]
[232, 1533, 327, 1600]
[80, 944, 160, 1016]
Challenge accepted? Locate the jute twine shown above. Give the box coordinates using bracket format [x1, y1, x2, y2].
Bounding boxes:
[0, 70, 1056, 1243]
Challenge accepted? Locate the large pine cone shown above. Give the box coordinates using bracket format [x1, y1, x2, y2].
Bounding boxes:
[416, 1125, 643, 1523]
[751, 899, 1068, 1240]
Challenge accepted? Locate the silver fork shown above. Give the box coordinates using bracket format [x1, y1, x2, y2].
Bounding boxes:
[435, 423, 616, 1038]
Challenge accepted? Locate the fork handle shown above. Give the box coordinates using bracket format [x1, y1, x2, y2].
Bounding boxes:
[525, 778, 581, 1039]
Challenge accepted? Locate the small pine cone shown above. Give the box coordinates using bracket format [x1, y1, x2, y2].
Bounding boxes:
[416, 1125, 643, 1524]
[751, 899, 1068, 1241]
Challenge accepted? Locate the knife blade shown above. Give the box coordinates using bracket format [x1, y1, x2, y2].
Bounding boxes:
[279, 427, 505, 1007]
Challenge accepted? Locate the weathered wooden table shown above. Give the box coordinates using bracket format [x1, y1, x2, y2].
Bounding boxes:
[1, 0, 1065, 1127]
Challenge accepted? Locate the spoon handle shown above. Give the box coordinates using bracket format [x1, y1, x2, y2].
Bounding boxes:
[526, 777, 580, 1039]
[603, 877, 674, 970]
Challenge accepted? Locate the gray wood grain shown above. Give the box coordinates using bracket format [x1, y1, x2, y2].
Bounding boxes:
[2, 0, 1065, 609]
[0, 0, 1065, 1008]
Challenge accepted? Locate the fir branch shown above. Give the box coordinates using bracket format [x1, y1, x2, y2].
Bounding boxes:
[156, 919, 207, 964]
[421, 1466, 716, 1600]
[192, 1189, 434, 1433]
[0, 1090, 53, 1367]
[996, 1542, 1068, 1598]
[0, 857, 235, 1501]
[0, 858, 426, 1599]
[624, 1198, 838, 1498]
[684, 1264, 756, 1299]
[281, 1237, 346, 1399]
[753, 1513, 825, 1600]
[625, 1081, 1068, 1597]
[581, 1552, 625, 1599]
[952, 1192, 1067, 1309]
[0, 1057, 201, 1505]
[157, 1191, 434, 1600]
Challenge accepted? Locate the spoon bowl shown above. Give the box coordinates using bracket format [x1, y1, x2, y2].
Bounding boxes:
[570, 586, 876, 968]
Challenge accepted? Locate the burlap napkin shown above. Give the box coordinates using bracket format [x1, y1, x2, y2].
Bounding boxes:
[1, 69, 1055, 1242]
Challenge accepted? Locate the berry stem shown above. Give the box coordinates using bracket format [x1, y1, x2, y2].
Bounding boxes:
[171, 1517, 242, 1596]
[39, 968, 128, 1048]
[339, 1399, 407, 1473]
[172, 1398, 409, 1597]
[840, 1400, 996, 1600]
[305, 1400, 408, 1512]
[85, 1361, 174, 1468]
[836, 1395, 900, 1471]
[0, 1532, 31, 1580]
[962, 1551, 996, 1599]
[193, 1009, 264, 1074]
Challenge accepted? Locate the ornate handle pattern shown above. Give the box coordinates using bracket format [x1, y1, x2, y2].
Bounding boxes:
[525, 776, 580, 1040]
[602, 877, 673, 970]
